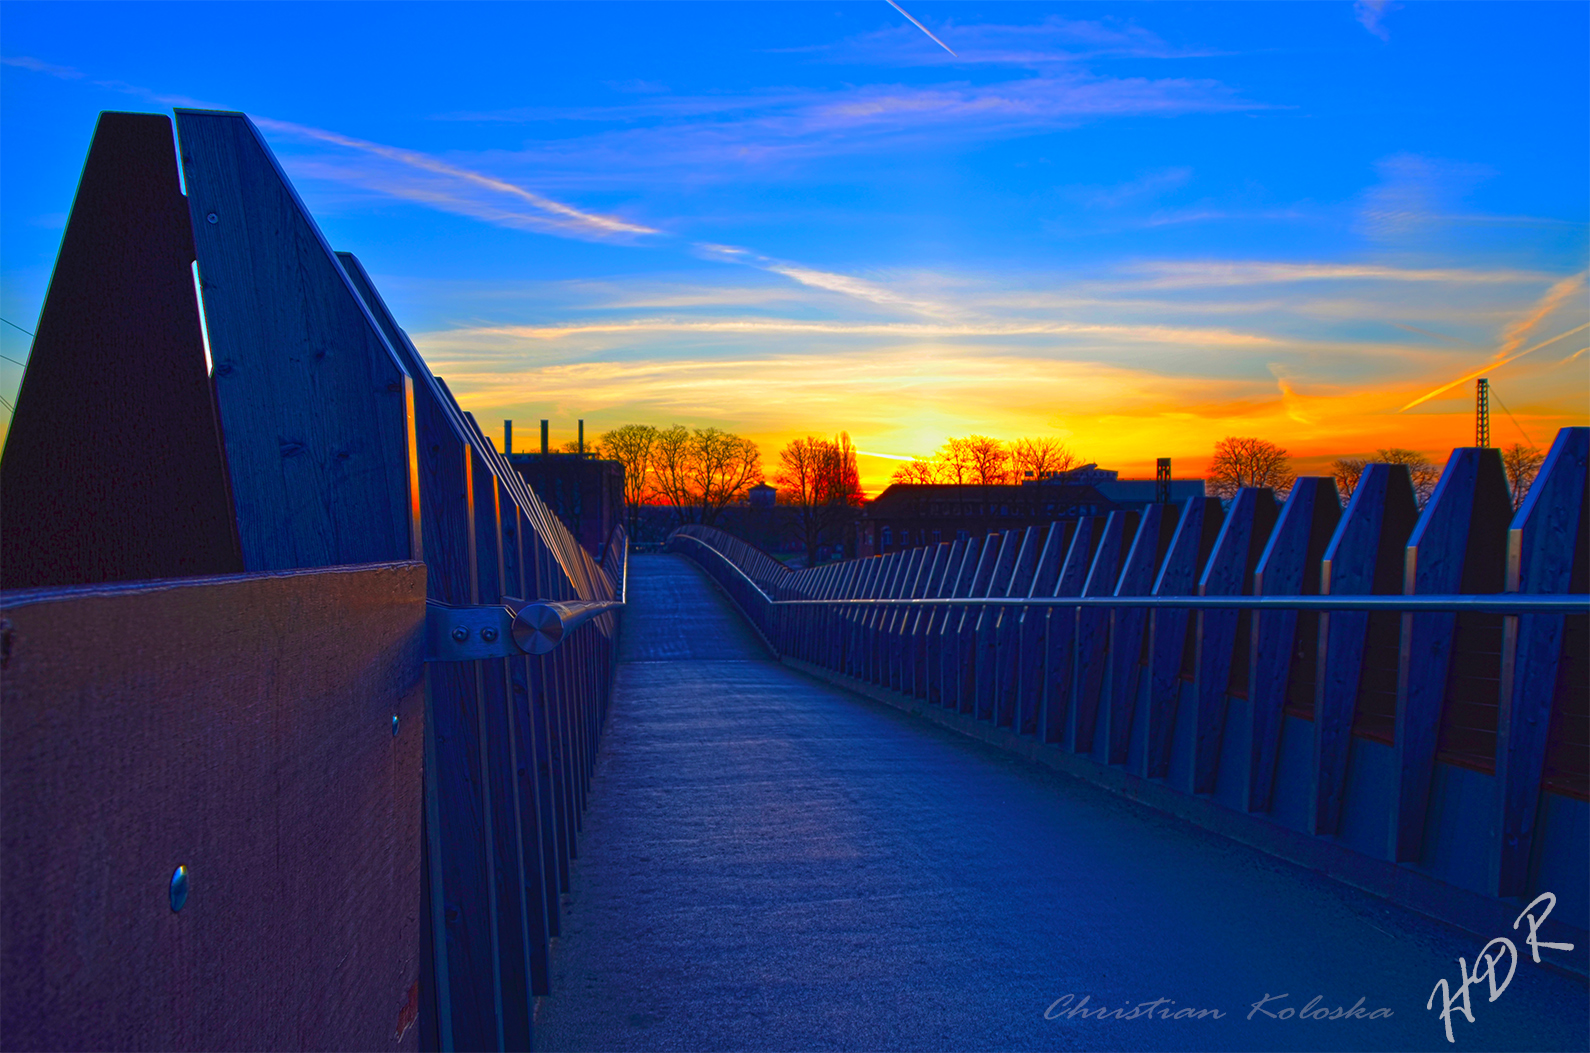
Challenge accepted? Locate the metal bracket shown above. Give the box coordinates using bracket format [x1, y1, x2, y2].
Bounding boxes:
[425, 597, 624, 662]
[426, 600, 519, 661]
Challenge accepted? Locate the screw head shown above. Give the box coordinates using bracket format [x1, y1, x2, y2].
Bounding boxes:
[480, 627, 499, 643]
[170, 865, 189, 912]
[206, 212, 218, 224]
[451, 626, 469, 643]
[391, 714, 400, 737]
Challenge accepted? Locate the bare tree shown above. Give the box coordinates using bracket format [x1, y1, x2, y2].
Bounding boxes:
[1330, 457, 1368, 502]
[1373, 448, 1440, 508]
[778, 432, 864, 564]
[599, 423, 657, 535]
[936, 437, 976, 485]
[777, 436, 831, 564]
[650, 424, 696, 525]
[958, 434, 1010, 485]
[689, 427, 762, 527]
[1011, 436, 1080, 481]
[1501, 442, 1545, 512]
[1207, 436, 1295, 499]
[890, 458, 945, 485]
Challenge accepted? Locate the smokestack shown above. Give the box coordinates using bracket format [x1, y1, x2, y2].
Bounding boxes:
[578, 419, 585, 456]
[504, 420, 513, 456]
[540, 419, 549, 456]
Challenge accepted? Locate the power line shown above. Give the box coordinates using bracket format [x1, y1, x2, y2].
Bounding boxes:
[0, 317, 34, 338]
[1489, 386, 1534, 449]
[0, 394, 13, 413]
[0, 352, 27, 368]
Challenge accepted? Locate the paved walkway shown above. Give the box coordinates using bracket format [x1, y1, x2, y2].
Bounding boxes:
[532, 554, 1586, 1052]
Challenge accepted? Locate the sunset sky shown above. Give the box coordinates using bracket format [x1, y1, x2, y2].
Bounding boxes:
[3, 1, 1586, 493]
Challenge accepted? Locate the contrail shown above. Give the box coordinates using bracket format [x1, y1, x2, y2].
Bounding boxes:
[884, 0, 957, 57]
[253, 116, 659, 237]
[1400, 322, 1590, 411]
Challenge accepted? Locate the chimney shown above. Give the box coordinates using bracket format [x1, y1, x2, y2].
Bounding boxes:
[504, 420, 513, 456]
[578, 419, 585, 456]
[540, 419, 549, 456]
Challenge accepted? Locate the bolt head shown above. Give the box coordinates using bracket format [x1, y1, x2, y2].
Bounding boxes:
[170, 865, 189, 912]
[480, 627, 499, 643]
[451, 626, 469, 643]
[206, 212, 218, 224]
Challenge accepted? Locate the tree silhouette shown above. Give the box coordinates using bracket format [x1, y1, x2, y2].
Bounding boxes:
[1207, 436, 1294, 499]
[1501, 442, 1545, 511]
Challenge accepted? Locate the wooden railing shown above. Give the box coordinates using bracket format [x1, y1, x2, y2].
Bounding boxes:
[1, 110, 622, 1050]
[670, 429, 1589, 950]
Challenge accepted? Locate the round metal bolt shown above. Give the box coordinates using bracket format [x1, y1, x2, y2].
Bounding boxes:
[451, 626, 469, 643]
[169, 865, 189, 912]
[392, 714, 400, 737]
[206, 212, 218, 224]
[480, 627, 499, 643]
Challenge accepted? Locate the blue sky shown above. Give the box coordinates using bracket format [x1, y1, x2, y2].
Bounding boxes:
[3, 1, 1586, 488]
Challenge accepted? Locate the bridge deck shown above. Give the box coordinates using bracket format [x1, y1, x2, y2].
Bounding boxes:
[532, 553, 1586, 1052]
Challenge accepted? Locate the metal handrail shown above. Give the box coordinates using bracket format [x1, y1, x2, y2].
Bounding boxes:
[773, 594, 1590, 614]
[513, 599, 625, 654]
[669, 532, 778, 602]
[673, 531, 1589, 616]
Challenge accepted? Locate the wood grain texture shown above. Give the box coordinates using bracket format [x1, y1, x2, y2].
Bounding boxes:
[1108, 504, 1179, 766]
[1310, 465, 1418, 835]
[1042, 518, 1104, 745]
[958, 533, 1009, 715]
[1192, 488, 1279, 794]
[0, 563, 425, 1052]
[995, 527, 1045, 728]
[1073, 512, 1138, 754]
[974, 530, 1023, 721]
[176, 110, 413, 572]
[925, 541, 971, 704]
[1245, 477, 1340, 816]
[1017, 523, 1072, 737]
[1143, 498, 1224, 778]
[1, 112, 242, 589]
[1494, 427, 1588, 894]
[1393, 447, 1511, 862]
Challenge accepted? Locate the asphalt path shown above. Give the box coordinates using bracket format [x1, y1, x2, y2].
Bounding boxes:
[532, 553, 1587, 1052]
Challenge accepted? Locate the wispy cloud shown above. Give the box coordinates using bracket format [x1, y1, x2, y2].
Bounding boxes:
[255, 117, 658, 240]
[1122, 260, 1544, 289]
[2, 55, 82, 78]
[798, 14, 1208, 68]
[1354, 1, 1396, 42]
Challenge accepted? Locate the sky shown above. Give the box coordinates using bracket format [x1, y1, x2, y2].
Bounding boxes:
[2, 1, 1587, 494]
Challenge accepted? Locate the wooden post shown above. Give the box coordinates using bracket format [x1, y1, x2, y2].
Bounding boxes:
[1191, 488, 1279, 794]
[1143, 498, 1224, 778]
[1016, 523, 1072, 737]
[1108, 504, 1179, 766]
[1244, 477, 1340, 816]
[1309, 465, 1418, 834]
[1073, 511, 1139, 754]
[0, 112, 242, 589]
[1494, 427, 1587, 894]
[1043, 518, 1104, 745]
[1392, 448, 1511, 862]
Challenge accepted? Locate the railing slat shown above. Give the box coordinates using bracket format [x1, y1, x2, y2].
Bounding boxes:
[1393, 447, 1511, 862]
[1246, 477, 1340, 815]
[1310, 465, 1418, 835]
[1495, 427, 1589, 894]
[1192, 488, 1279, 794]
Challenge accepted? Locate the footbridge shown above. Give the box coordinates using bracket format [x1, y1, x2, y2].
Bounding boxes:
[1, 109, 1586, 1053]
